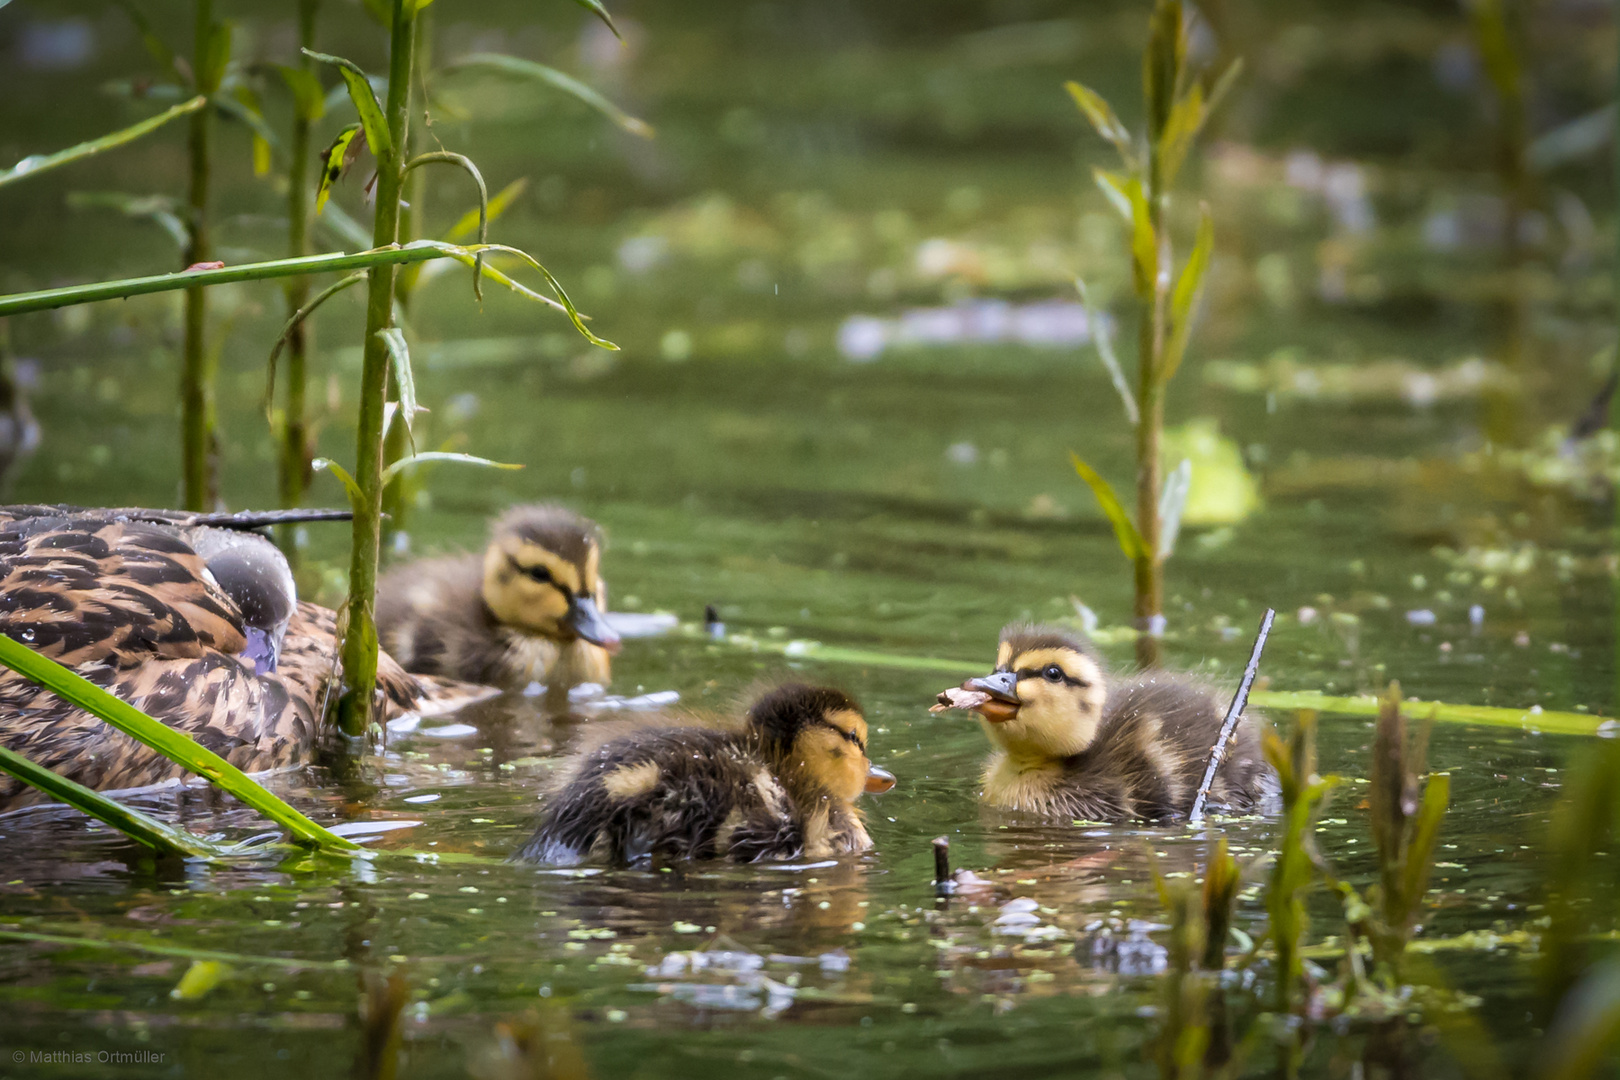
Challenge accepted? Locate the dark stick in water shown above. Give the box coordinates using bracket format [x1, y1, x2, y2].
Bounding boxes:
[1188, 607, 1275, 825]
[933, 836, 956, 897]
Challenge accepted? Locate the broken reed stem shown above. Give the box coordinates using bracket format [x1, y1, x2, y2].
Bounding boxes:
[181, 0, 216, 511]
[278, 0, 320, 549]
[335, 0, 417, 738]
[932, 836, 956, 896]
[1188, 607, 1275, 824]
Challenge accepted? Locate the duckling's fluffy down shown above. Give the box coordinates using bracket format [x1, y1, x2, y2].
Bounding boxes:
[514, 715, 870, 866]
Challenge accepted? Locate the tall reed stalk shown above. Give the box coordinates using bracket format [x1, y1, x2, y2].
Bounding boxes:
[278, 0, 322, 550]
[1067, 0, 1234, 667]
[182, 0, 224, 510]
[335, 0, 420, 737]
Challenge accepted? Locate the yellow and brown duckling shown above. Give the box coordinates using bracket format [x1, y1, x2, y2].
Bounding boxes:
[933, 624, 1274, 821]
[0, 504, 485, 811]
[376, 504, 620, 711]
[514, 683, 896, 865]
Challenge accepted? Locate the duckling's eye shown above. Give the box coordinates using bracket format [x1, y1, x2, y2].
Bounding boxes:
[1042, 664, 1066, 683]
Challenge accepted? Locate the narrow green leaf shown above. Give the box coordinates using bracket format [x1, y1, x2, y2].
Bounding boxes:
[1064, 81, 1133, 169]
[114, 0, 182, 84]
[376, 328, 419, 451]
[1127, 176, 1157, 301]
[381, 452, 523, 489]
[65, 192, 189, 252]
[303, 49, 392, 159]
[276, 65, 326, 122]
[1074, 278, 1137, 425]
[198, 20, 232, 95]
[572, 0, 622, 40]
[0, 96, 207, 191]
[446, 53, 653, 138]
[1158, 458, 1192, 559]
[0, 744, 219, 859]
[445, 177, 528, 244]
[266, 271, 367, 417]
[171, 959, 231, 1000]
[0, 633, 356, 851]
[1159, 203, 1213, 383]
[315, 123, 364, 216]
[313, 458, 365, 511]
[1092, 168, 1133, 224]
[1069, 452, 1146, 562]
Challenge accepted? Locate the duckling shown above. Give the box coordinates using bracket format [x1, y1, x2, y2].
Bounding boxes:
[933, 624, 1274, 821]
[513, 683, 896, 865]
[0, 504, 487, 811]
[375, 504, 620, 711]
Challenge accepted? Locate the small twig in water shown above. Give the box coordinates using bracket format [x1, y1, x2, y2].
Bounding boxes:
[1188, 607, 1275, 824]
[933, 836, 956, 897]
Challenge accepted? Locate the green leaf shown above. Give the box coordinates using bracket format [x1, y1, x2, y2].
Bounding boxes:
[1143, 0, 1185, 148]
[171, 959, 231, 1001]
[225, 85, 274, 177]
[315, 123, 364, 216]
[198, 20, 233, 95]
[1074, 278, 1137, 425]
[0, 744, 219, 859]
[0, 96, 207, 192]
[381, 452, 522, 489]
[303, 49, 392, 159]
[572, 0, 622, 40]
[1064, 81, 1133, 169]
[0, 632, 356, 851]
[1160, 203, 1213, 383]
[114, 0, 183, 84]
[1126, 176, 1157, 301]
[445, 177, 528, 243]
[276, 65, 326, 122]
[65, 191, 189, 252]
[446, 53, 653, 138]
[1158, 458, 1192, 559]
[1069, 452, 1146, 562]
[313, 457, 365, 511]
[376, 328, 420, 451]
[1092, 168, 1133, 224]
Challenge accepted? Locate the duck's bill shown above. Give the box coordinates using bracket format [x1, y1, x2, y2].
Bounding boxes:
[565, 595, 623, 654]
[865, 764, 896, 793]
[930, 676, 1021, 723]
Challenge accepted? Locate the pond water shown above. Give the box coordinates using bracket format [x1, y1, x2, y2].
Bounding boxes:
[0, 1, 1615, 1076]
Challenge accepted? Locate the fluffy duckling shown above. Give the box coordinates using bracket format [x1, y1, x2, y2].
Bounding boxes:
[934, 624, 1273, 821]
[514, 683, 896, 865]
[376, 504, 620, 710]
[0, 504, 485, 811]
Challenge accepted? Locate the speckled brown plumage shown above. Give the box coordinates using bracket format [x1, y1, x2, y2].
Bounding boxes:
[514, 685, 879, 866]
[0, 507, 485, 810]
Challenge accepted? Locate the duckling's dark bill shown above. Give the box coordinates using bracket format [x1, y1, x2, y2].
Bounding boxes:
[930, 681, 1020, 723]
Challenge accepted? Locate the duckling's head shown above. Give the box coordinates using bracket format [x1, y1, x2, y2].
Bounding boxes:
[480, 504, 620, 653]
[748, 683, 896, 804]
[962, 625, 1108, 762]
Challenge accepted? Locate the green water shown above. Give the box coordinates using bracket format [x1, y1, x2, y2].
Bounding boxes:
[0, 1, 1615, 1076]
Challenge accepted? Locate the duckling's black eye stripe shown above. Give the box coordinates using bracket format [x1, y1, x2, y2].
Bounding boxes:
[811, 719, 865, 754]
[1012, 667, 1088, 688]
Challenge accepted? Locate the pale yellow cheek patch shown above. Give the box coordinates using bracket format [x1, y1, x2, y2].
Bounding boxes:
[601, 760, 660, 799]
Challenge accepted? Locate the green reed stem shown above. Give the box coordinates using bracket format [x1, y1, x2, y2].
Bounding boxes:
[336, 0, 418, 738]
[279, 0, 321, 549]
[0, 96, 206, 190]
[181, 0, 218, 511]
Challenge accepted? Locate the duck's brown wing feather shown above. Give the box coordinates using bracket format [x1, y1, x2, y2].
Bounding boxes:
[0, 514, 245, 665]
